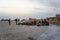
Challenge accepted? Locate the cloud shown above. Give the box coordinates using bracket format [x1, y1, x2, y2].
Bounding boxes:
[34, 0, 60, 14]
[36, 0, 60, 7]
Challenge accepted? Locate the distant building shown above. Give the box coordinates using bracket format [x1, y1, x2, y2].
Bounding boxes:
[46, 14, 60, 25]
[56, 14, 60, 21]
[56, 14, 60, 18]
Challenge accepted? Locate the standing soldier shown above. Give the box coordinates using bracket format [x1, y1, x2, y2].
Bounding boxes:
[8, 18, 11, 25]
[15, 18, 18, 25]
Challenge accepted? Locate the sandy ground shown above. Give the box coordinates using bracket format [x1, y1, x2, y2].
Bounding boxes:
[0, 21, 48, 40]
[37, 24, 60, 40]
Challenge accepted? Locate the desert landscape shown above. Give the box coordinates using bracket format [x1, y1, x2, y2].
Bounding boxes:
[0, 20, 60, 40]
[0, 21, 49, 40]
[0, 0, 60, 40]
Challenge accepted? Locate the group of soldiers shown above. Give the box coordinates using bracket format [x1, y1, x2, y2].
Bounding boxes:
[37, 19, 49, 26]
[8, 18, 19, 25]
[7, 18, 49, 26]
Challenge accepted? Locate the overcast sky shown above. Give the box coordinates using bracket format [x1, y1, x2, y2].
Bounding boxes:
[0, 0, 60, 19]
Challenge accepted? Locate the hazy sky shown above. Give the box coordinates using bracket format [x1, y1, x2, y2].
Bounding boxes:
[0, 0, 60, 19]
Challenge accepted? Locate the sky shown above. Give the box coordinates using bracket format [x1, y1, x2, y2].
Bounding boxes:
[0, 0, 60, 19]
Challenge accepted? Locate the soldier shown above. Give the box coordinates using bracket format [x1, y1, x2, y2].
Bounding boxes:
[15, 19, 17, 25]
[8, 18, 11, 25]
[41, 19, 44, 25]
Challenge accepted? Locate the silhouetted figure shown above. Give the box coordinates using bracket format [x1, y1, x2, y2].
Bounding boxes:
[39, 21, 41, 23]
[8, 18, 11, 25]
[41, 20, 43, 23]
[15, 19, 18, 25]
[41, 20, 44, 25]
[34, 20, 36, 25]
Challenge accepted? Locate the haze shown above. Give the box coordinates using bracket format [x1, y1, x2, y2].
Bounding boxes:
[0, 0, 60, 19]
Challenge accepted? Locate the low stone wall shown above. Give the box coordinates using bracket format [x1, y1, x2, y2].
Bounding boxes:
[55, 21, 60, 25]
